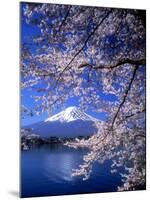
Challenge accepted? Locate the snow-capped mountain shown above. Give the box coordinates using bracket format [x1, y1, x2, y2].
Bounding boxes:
[45, 106, 98, 122]
[24, 106, 99, 138]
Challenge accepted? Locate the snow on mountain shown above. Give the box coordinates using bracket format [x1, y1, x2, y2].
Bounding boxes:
[24, 107, 99, 138]
[45, 106, 98, 122]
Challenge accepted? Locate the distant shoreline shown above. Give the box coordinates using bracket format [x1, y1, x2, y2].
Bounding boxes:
[21, 135, 90, 150]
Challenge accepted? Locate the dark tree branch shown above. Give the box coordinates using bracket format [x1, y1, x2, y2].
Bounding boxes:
[35, 69, 55, 77]
[56, 10, 112, 84]
[116, 108, 146, 127]
[78, 58, 145, 70]
[134, 133, 146, 139]
[110, 65, 139, 130]
[122, 108, 145, 121]
[53, 6, 71, 38]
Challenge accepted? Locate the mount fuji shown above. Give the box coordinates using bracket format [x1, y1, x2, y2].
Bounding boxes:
[24, 106, 99, 138]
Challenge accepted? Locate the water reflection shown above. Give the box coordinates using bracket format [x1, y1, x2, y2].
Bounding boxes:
[44, 146, 85, 182]
[21, 144, 122, 198]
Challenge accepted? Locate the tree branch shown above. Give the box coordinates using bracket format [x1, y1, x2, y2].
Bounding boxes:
[56, 10, 112, 83]
[110, 65, 139, 130]
[116, 108, 146, 127]
[134, 133, 146, 139]
[53, 6, 71, 38]
[78, 58, 145, 70]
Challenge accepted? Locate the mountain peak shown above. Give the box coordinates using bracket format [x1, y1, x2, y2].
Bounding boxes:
[65, 106, 78, 112]
[45, 106, 98, 123]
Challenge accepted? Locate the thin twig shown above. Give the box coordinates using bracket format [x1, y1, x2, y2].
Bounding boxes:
[56, 10, 112, 84]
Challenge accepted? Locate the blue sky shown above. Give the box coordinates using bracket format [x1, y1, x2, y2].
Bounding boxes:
[21, 3, 118, 126]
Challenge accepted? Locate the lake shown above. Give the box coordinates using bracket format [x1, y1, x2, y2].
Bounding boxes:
[21, 144, 122, 198]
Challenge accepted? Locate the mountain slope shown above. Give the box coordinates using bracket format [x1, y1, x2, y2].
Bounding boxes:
[45, 106, 98, 122]
[24, 107, 99, 138]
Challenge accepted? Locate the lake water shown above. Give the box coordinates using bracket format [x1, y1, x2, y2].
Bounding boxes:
[21, 144, 122, 198]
